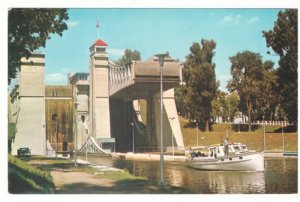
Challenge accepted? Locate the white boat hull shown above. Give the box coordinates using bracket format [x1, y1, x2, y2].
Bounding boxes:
[187, 153, 264, 171]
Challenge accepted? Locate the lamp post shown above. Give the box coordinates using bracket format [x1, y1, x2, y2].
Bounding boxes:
[226, 126, 229, 139]
[131, 122, 135, 153]
[263, 115, 266, 151]
[281, 121, 285, 153]
[155, 52, 168, 185]
[52, 114, 58, 159]
[169, 117, 175, 156]
[196, 122, 199, 146]
[74, 101, 79, 167]
[85, 130, 88, 163]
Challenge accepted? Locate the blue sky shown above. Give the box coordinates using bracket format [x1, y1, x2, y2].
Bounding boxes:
[41, 8, 280, 91]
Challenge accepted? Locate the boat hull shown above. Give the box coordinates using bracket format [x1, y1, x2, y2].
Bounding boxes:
[187, 153, 264, 171]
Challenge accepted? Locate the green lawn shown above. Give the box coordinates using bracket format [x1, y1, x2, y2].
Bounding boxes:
[179, 116, 298, 152]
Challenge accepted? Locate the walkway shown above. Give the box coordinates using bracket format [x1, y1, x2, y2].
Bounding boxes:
[28, 157, 190, 194]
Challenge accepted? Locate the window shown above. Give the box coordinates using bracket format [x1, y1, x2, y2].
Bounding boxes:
[81, 115, 85, 123]
[96, 47, 106, 52]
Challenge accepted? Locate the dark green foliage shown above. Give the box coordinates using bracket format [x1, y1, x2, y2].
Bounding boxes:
[8, 123, 16, 140]
[8, 8, 69, 84]
[227, 51, 271, 131]
[212, 91, 240, 123]
[180, 39, 218, 131]
[263, 9, 298, 123]
[8, 155, 55, 193]
[115, 49, 141, 65]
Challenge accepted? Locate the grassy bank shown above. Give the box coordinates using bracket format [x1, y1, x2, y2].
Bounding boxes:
[179, 116, 298, 152]
[20, 156, 191, 194]
[8, 155, 55, 194]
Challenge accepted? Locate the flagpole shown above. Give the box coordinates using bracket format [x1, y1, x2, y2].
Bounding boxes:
[96, 19, 100, 39]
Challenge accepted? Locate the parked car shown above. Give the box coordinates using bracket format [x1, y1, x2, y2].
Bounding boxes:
[17, 147, 31, 157]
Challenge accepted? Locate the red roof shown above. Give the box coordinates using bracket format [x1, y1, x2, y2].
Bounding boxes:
[94, 39, 107, 46]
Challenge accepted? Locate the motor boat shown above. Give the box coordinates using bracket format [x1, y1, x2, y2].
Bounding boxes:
[186, 143, 264, 171]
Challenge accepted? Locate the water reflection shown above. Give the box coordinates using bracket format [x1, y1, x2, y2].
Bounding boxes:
[78, 155, 297, 194]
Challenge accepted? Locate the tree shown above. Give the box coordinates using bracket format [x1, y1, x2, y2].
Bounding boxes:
[263, 9, 298, 123]
[116, 49, 141, 65]
[227, 51, 265, 131]
[183, 39, 218, 131]
[212, 91, 240, 123]
[226, 92, 240, 122]
[8, 8, 69, 84]
[175, 85, 191, 119]
[212, 90, 227, 122]
[256, 61, 278, 121]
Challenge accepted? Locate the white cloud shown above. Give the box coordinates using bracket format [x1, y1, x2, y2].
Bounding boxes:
[107, 48, 124, 59]
[46, 71, 68, 84]
[247, 16, 259, 24]
[67, 21, 79, 28]
[46, 73, 66, 82]
[219, 15, 259, 26]
[219, 14, 241, 25]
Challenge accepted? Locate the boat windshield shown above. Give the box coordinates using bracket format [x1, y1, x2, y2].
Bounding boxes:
[189, 147, 209, 157]
[233, 145, 241, 151]
[241, 145, 248, 151]
[232, 144, 248, 152]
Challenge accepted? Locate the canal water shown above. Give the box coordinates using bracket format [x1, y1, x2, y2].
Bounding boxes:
[78, 155, 297, 194]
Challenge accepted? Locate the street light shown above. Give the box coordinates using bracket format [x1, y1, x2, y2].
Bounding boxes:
[281, 121, 285, 153]
[52, 114, 58, 159]
[226, 126, 229, 139]
[131, 122, 135, 153]
[263, 115, 266, 151]
[155, 52, 169, 185]
[85, 129, 88, 163]
[169, 117, 175, 156]
[74, 101, 79, 167]
[196, 122, 199, 146]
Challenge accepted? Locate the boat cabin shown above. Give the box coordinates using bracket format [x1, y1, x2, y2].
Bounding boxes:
[189, 143, 250, 159]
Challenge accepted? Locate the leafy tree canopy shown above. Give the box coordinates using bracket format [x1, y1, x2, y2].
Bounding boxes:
[8, 8, 69, 84]
[227, 51, 266, 130]
[182, 39, 218, 131]
[116, 49, 141, 66]
[263, 9, 298, 122]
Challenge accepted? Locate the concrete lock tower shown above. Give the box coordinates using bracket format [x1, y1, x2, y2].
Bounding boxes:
[11, 53, 46, 155]
[89, 39, 111, 141]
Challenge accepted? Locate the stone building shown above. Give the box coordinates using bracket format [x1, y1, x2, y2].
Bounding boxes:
[9, 38, 184, 155]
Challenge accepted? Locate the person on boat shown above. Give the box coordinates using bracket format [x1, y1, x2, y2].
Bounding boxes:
[224, 138, 229, 156]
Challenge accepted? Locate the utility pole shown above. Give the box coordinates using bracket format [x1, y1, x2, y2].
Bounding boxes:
[196, 122, 199, 146]
[169, 117, 175, 156]
[131, 122, 135, 153]
[52, 114, 58, 159]
[263, 115, 266, 151]
[74, 101, 79, 167]
[155, 53, 168, 185]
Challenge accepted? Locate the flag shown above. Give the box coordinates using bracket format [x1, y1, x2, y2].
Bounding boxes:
[96, 19, 100, 28]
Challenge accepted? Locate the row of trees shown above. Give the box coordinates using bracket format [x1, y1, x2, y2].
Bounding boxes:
[176, 9, 297, 131]
[8, 9, 297, 132]
[116, 10, 297, 132]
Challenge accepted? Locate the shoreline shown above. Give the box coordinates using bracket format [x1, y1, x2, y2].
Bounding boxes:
[110, 151, 297, 162]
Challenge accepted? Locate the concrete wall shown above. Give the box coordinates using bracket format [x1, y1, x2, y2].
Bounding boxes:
[153, 89, 184, 150]
[90, 45, 111, 140]
[162, 89, 184, 147]
[12, 55, 46, 155]
[12, 97, 46, 155]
